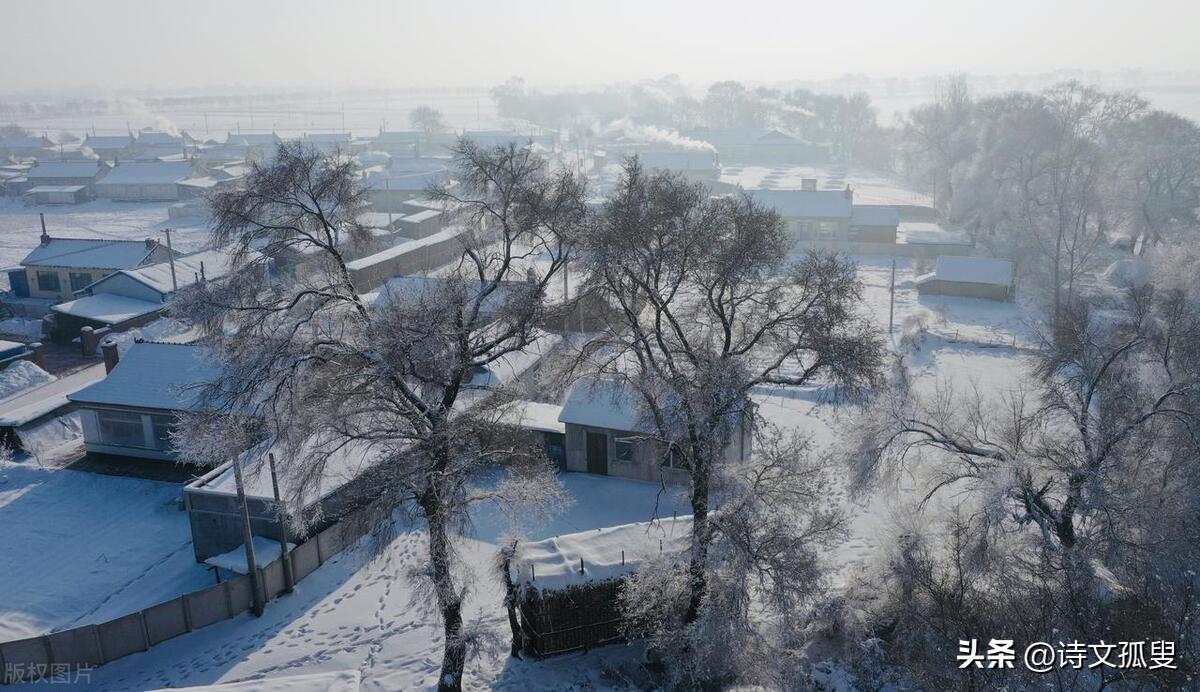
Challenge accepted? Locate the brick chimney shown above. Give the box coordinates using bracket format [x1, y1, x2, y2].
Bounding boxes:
[101, 339, 120, 374]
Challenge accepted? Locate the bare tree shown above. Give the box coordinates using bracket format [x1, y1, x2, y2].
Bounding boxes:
[410, 106, 447, 137]
[576, 158, 882, 640]
[173, 139, 587, 691]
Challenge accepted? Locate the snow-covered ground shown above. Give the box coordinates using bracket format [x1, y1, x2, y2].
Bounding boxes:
[0, 459, 212, 641]
[8, 473, 688, 691]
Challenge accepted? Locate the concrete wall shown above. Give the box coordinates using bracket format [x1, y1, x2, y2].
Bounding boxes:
[346, 231, 468, 292]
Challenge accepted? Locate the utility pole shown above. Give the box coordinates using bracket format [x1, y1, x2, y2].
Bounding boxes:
[888, 257, 896, 334]
[232, 454, 265, 616]
[164, 228, 178, 292]
[267, 453, 295, 594]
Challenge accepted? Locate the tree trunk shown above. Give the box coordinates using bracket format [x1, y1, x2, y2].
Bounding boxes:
[425, 493, 466, 691]
[685, 455, 710, 624]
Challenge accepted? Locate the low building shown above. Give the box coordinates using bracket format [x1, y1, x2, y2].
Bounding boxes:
[557, 377, 753, 485]
[680, 128, 829, 163]
[23, 185, 90, 205]
[371, 130, 422, 156]
[638, 150, 720, 184]
[83, 134, 136, 162]
[915, 256, 1014, 301]
[364, 168, 449, 212]
[750, 187, 901, 248]
[23, 161, 109, 195]
[67, 341, 217, 462]
[301, 132, 357, 154]
[0, 135, 54, 158]
[51, 249, 259, 344]
[94, 161, 196, 201]
[849, 205, 902, 243]
[10, 231, 172, 301]
[396, 209, 443, 239]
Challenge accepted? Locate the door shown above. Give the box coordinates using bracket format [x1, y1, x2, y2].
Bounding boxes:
[586, 431, 608, 475]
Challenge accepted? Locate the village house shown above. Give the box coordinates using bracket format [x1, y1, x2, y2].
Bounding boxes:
[915, 255, 1015, 301]
[363, 167, 449, 212]
[9, 227, 173, 302]
[557, 377, 754, 485]
[67, 341, 216, 462]
[22, 161, 110, 197]
[94, 160, 197, 201]
[638, 150, 721, 185]
[750, 186, 901, 247]
[371, 129, 423, 157]
[301, 132, 359, 154]
[82, 134, 136, 162]
[23, 185, 91, 205]
[0, 135, 55, 159]
[49, 249, 254, 344]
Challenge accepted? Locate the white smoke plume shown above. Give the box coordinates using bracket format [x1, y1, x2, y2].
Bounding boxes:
[117, 97, 182, 137]
[601, 117, 715, 152]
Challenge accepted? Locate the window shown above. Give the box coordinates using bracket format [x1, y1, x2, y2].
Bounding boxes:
[36, 271, 61, 293]
[815, 221, 840, 239]
[615, 437, 635, 463]
[96, 410, 147, 448]
[69, 272, 93, 292]
[150, 414, 176, 451]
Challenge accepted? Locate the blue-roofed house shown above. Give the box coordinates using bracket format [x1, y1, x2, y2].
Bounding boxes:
[67, 342, 217, 462]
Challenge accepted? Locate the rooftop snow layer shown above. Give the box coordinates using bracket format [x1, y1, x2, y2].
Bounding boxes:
[25, 162, 106, 179]
[68, 342, 218, 411]
[513, 516, 692, 590]
[21, 237, 155, 269]
[917, 256, 1014, 287]
[558, 377, 649, 433]
[494, 400, 566, 434]
[51, 293, 162, 324]
[97, 161, 194, 185]
[90, 248, 252, 296]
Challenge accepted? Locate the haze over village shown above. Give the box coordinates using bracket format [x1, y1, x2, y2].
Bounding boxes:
[1, 1, 1199, 690]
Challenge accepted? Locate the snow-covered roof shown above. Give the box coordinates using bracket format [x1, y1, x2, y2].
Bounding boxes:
[21, 237, 157, 269]
[25, 185, 87, 194]
[558, 377, 648, 433]
[849, 205, 901, 227]
[68, 342, 218, 411]
[749, 189, 852, 219]
[25, 161, 106, 179]
[897, 222, 972, 246]
[97, 161, 194, 185]
[83, 135, 133, 148]
[375, 130, 422, 142]
[401, 209, 441, 224]
[193, 435, 384, 503]
[513, 516, 692, 590]
[87, 249, 252, 298]
[137, 131, 182, 146]
[50, 294, 162, 324]
[917, 256, 1014, 287]
[494, 400, 565, 434]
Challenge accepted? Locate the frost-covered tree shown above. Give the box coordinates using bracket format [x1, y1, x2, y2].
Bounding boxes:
[173, 139, 587, 691]
[409, 106, 447, 137]
[575, 158, 882, 671]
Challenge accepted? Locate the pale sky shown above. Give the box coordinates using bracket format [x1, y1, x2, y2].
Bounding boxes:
[4, 0, 1199, 92]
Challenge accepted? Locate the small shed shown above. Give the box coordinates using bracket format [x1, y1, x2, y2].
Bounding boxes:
[509, 516, 691, 657]
[94, 161, 196, 201]
[23, 185, 90, 205]
[915, 256, 1014, 301]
